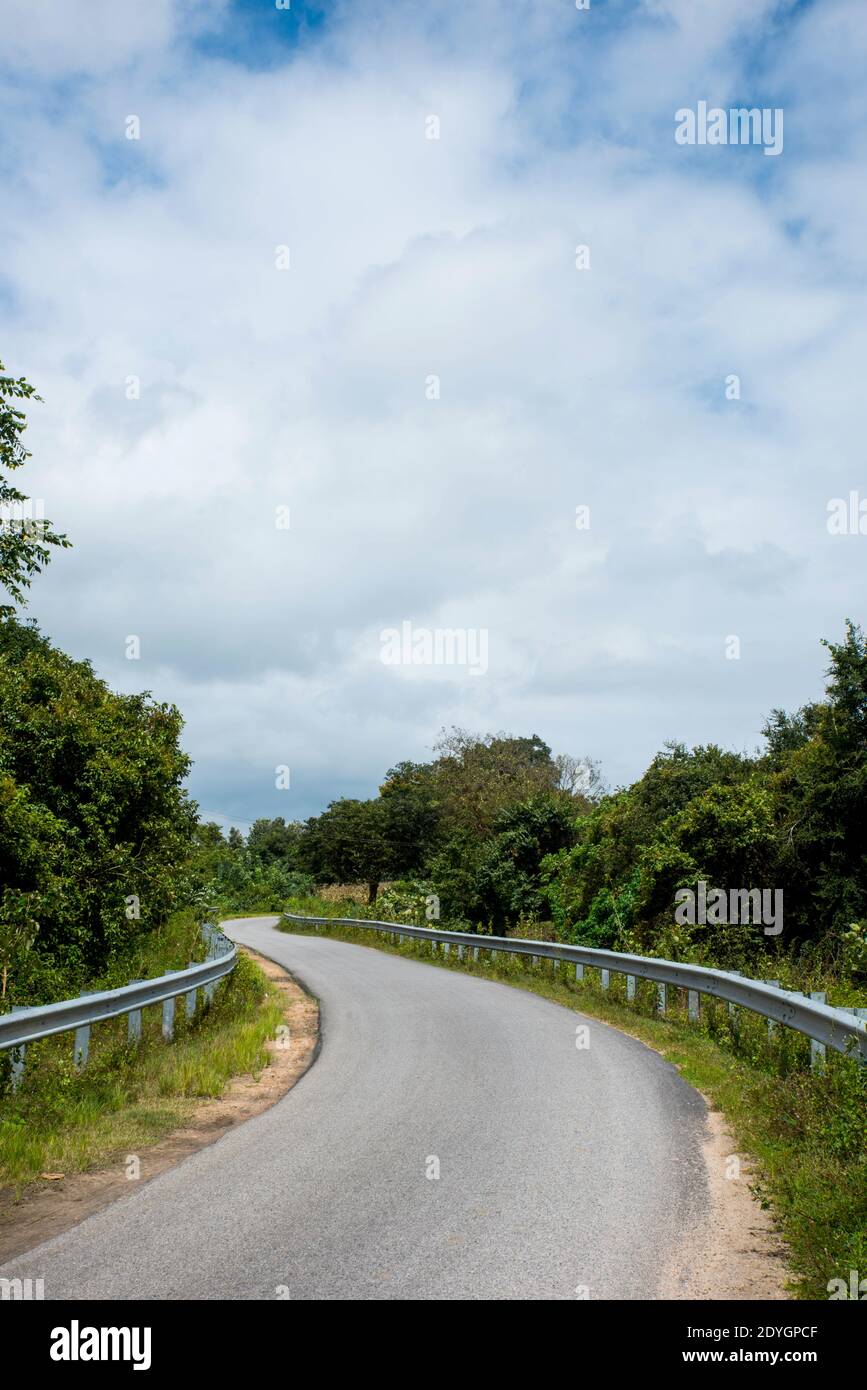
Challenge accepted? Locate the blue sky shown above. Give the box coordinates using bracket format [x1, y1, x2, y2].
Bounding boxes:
[1, 0, 865, 830]
[194, 0, 331, 68]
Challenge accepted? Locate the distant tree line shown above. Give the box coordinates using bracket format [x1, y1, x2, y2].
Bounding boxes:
[187, 728, 603, 934]
[196, 622, 867, 976]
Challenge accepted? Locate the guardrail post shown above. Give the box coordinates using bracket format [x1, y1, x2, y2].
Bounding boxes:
[626, 975, 635, 1002]
[162, 995, 175, 1041]
[127, 980, 145, 1043]
[657, 983, 666, 1013]
[810, 992, 827, 1070]
[688, 989, 699, 1022]
[443, 942, 450, 957]
[727, 1001, 738, 1042]
[9, 1007, 26, 1090]
[472, 946, 479, 961]
[765, 981, 780, 1040]
[575, 963, 584, 982]
[186, 965, 198, 1020]
[74, 1023, 90, 1069]
[74, 991, 101, 1068]
[600, 968, 609, 991]
[457, 944, 464, 960]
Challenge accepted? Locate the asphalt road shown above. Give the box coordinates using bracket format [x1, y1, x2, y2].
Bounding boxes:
[2, 916, 712, 1300]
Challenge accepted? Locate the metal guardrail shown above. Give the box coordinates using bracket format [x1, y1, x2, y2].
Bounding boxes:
[282, 912, 867, 1067]
[0, 922, 236, 1087]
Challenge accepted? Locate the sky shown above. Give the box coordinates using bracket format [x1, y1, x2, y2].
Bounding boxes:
[1, 0, 865, 831]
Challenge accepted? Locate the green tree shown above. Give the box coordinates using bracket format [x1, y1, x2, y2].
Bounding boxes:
[247, 817, 302, 867]
[299, 798, 390, 902]
[431, 795, 574, 931]
[542, 623, 867, 962]
[768, 620, 867, 943]
[431, 728, 561, 836]
[0, 619, 197, 992]
[378, 760, 442, 875]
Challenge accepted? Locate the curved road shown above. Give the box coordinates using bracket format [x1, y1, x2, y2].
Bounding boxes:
[2, 916, 712, 1300]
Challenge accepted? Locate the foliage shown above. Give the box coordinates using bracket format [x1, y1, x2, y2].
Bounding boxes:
[430, 728, 591, 836]
[378, 761, 442, 875]
[0, 618, 197, 997]
[542, 621, 867, 970]
[430, 795, 575, 932]
[296, 798, 390, 901]
[183, 819, 313, 916]
[246, 817, 303, 866]
[285, 730, 594, 915]
[0, 888, 39, 998]
[0, 361, 69, 618]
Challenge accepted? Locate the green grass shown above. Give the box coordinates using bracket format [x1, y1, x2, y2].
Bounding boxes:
[0, 911, 284, 1192]
[281, 901, 867, 1300]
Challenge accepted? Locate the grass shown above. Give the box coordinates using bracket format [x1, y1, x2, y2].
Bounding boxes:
[0, 911, 284, 1192]
[280, 899, 867, 1300]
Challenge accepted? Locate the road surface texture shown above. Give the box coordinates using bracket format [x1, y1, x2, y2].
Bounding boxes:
[2, 916, 713, 1300]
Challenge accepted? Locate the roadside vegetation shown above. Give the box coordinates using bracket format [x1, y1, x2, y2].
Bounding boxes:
[0, 910, 282, 1190]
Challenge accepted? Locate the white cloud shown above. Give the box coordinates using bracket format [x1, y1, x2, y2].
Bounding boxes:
[2, 0, 865, 821]
[1, 0, 227, 76]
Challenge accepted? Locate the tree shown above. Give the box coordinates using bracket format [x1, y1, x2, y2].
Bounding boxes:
[0, 618, 197, 989]
[299, 799, 390, 902]
[247, 817, 302, 867]
[431, 728, 560, 836]
[474, 796, 575, 931]
[0, 361, 69, 618]
[542, 623, 867, 960]
[196, 822, 226, 849]
[378, 760, 441, 875]
[768, 620, 867, 943]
